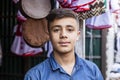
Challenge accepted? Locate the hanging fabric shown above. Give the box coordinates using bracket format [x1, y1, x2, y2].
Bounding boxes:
[54, 0, 60, 9]
[57, 0, 96, 12]
[12, 0, 52, 56]
[20, 0, 51, 19]
[17, 10, 27, 22]
[109, 63, 120, 80]
[85, 11, 112, 30]
[44, 41, 53, 57]
[22, 18, 49, 47]
[57, 0, 106, 19]
[109, 0, 120, 27]
[11, 25, 43, 56]
[85, 0, 112, 30]
[115, 29, 120, 63]
[110, 0, 120, 14]
[77, 0, 106, 19]
[57, 0, 96, 7]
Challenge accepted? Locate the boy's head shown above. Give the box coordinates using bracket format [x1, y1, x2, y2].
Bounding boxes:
[46, 8, 80, 31]
[46, 8, 81, 54]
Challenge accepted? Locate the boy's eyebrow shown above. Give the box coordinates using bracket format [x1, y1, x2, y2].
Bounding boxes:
[50, 25, 61, 29]
[66, 25, 74, 28]
[51, 24, 75, 29]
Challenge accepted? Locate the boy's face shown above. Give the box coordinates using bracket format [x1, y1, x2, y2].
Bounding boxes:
[49, 17, 80, 54]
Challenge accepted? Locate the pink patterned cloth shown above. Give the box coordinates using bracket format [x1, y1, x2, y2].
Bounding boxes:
[16, 10, 27, 22]
[57, 0, 96, 12]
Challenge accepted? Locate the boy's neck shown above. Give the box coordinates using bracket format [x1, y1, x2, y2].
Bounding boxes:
[53, 51, 76, 75]
[53, 51, 75, 64]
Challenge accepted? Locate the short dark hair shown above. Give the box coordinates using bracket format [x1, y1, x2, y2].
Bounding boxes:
[46, 8, 80, 31]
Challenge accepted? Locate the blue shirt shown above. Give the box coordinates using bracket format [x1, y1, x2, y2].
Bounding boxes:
[24, 53, 104, 80]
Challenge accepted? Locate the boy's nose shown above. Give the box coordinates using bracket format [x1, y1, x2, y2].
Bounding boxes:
[60, 30, 67, 39]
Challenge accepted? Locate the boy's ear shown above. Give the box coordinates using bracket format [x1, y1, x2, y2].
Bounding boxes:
[77, 31, 80, 40]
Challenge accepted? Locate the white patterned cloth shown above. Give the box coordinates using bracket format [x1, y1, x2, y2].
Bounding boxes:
[110, 0, 120, 13]
[86, 11, 112, 29]
[116, 30, 120, 54]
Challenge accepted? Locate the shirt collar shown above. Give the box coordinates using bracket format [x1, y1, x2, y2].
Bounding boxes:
[49, 53, 83, 71]
[74, 53, 83, 70]
[49, 53, 61, 71]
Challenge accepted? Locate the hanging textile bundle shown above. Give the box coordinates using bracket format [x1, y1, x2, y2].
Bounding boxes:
[116, 30, 120, 63]
[44, 41, 53, 57]
[85, 0, 113, 30]
[11, 0, 51, 56]
[57, 0, 106, 19]
[57, 0, 96, 12]
[78, 0, 106, 19]
[17, 10, 27, 22]
[85, 11, 112, 30]
[110, 63, 120, 80]
[22, 18, 49, 47]
[110, 0, 120, 13]
[20, 0, 51, 19]
[11, 25, 43, 56]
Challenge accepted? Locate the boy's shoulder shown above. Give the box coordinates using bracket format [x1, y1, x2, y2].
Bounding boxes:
[25, 58, 50, 74]
[78, 57, 99, 70]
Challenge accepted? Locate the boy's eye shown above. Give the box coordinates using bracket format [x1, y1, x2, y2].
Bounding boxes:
[67, 28, 74, 32]
[66, 25, 75, 32]
[53, 28, 60, 32]
[68, 29, 73, 31]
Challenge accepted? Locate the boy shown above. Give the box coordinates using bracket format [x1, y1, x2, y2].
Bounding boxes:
[24, 8, 104, 80]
